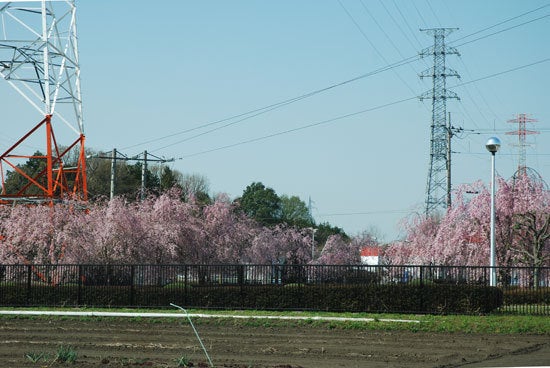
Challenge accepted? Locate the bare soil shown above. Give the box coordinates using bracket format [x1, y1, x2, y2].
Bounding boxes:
[0, 317, 548, 367]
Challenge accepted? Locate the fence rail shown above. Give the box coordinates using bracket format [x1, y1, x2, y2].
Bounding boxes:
[0, 264, 548, 315]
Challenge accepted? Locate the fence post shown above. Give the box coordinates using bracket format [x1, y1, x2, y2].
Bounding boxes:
[184, 265, 188, 305]
[78, 265, 83, 306]
[419, 265, 424, 312]
[239, 264, 245, 309]
[26, 265, 32, 306]
[130, 265, 135, 306]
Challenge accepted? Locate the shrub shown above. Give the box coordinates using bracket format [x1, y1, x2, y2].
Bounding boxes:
[503, 287, 550, 305]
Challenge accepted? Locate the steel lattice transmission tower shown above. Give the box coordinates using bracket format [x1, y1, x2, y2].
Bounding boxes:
[506, 113, 539, 177]
[419, 28, 460, 216]
[0, 0, 86, 203]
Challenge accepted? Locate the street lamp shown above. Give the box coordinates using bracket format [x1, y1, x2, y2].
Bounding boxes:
[485, 137, 501, 287]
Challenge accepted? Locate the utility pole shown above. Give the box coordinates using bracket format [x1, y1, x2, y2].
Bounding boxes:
[419, 28, 460, 216]
[110, 148, 117, 200]
[95, 148, 127, 200]
[134, 150, 174, 199]
[90, 149, 174, 200]
[447, 112, 452, 209]
[141, 150, 148, 200]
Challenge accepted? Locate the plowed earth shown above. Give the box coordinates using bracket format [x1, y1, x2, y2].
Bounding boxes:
[0, 318, 548, 367]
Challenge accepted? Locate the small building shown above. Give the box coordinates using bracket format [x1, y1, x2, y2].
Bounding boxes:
[360, 246, 380, 266]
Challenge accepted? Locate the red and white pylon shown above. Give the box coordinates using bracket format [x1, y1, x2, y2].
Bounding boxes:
[0, 0, 87, 203]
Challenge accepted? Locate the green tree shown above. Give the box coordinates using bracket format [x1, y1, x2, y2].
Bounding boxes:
[237, 182, 281, 226]
[85, 156, 111, 199]
[314, 222, 349, 247]
[2, 151, 47, 196]
[85, 153, 160, 200]
[159, 166, 179, 191]
[280, 194, 314, 228]
[141, 162, 161, 192]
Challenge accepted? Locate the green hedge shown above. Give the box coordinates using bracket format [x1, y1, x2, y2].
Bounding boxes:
[503, 287, 550, 305]
[0, 283, 503, 314]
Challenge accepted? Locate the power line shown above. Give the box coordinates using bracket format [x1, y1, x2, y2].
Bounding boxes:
[473, 128, 550, 133]
[159, 42, 548, 158]
[125, 5, 548, 153]
[175, 96, 417, 159]
[174, 57, 549, 160]
[357, 0, 425, 98]
[338, 0, 426, 101]
[337, 0, 384, 63]
[456, 56, 502, 124]
[452, 13, 550, 48]
[124, 55, 420, 151]
[424, 0, 443, 28]
[451, 57, 550, 87]
[411, 1, 428, 28]
[456, 152, 550, 156]
[386, 0, 425, 50]
[450, 3, 550, 44]
[318, 209, 411, 217]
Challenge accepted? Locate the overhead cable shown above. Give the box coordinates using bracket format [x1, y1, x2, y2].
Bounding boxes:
[449, 3, 550, 44]
[126, 4, 549, 152]
[174, 57, 549, 159]
[173, 96, 417, 158]
[142, 56, 420, 153]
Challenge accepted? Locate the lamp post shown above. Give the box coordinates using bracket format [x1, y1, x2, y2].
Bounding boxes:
[485, 137, 501, 287]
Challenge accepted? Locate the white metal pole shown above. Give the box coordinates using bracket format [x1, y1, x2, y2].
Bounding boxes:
[141, 150, 147, 200]
[489, 152, 496, 286]
[41, 0, 50, 115]
[110, 149, 116, 200]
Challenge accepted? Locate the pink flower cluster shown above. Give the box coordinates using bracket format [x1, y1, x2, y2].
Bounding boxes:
[383, 174, 549, 267]
[0, 190, 315, 265]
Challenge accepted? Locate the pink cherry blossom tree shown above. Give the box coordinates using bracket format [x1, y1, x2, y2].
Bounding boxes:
[315, 234, 361, 265]
[383, 174, 549, 269]
[248, 225, 311, 264]
[381, 214, 439, 265]
[1, 204, 78, 265]
[506, 173, 550, 269]
[201, 193, 255, 263]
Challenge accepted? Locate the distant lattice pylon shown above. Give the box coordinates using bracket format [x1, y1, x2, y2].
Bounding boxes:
[419, 28, 460, 216]
[506, 113, 539, 177]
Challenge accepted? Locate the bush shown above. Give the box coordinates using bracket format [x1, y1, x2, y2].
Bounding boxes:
[503, 287, 550, 305]
[0, 278, 504, 313]
[136, 283, 502, 314]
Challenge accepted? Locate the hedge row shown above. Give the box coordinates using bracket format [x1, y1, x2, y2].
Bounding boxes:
[0, 283, 502, 314]
[503, 287, 550, 305]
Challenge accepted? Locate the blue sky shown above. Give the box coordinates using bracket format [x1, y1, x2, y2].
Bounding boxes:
[1, 1, 549, 241]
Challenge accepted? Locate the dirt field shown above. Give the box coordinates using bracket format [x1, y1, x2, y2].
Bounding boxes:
[0, 317, 548, 367]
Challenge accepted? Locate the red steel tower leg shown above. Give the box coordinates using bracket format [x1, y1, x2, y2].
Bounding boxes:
[0, 115, 88, 204]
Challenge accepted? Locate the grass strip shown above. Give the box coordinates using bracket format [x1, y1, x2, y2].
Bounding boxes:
[0, 307, 548, 335]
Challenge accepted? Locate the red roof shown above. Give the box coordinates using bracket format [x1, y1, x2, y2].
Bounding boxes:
[360, 247, 380, 257]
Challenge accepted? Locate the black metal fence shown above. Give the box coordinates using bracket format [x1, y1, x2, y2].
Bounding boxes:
[0, 264, 548, 315]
